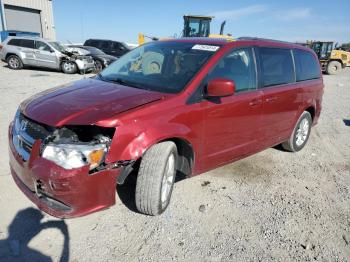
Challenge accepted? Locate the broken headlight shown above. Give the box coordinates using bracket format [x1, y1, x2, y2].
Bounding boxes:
[42, 143, 107, 170]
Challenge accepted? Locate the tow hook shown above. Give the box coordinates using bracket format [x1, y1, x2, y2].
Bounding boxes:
[34, 179, 44, 197]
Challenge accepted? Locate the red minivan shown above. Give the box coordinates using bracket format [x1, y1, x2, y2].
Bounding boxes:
[8, 38, 323, 218]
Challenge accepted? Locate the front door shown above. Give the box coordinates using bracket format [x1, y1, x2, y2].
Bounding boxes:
[110, 42, 126, 57]
[201, 47, 263, 168]
[34, 41, 58, 69]
[99, 41, 112, 56]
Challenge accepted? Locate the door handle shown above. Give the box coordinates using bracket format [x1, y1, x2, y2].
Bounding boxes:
[265, 96, 278, 103]
[34, 50, 40, 53]
[249, 98, 262, 106]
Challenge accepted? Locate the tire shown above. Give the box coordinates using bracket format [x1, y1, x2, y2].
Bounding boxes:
[135, 141, 178, 215]
[326, 61, 341, 75]
[94, 60, 103, 73]
[282, 111, 312, 152]
[61, 61, 77, 74]
[7, 55, 23, 70]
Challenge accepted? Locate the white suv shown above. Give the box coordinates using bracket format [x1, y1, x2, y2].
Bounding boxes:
[0, 36, 95, 74]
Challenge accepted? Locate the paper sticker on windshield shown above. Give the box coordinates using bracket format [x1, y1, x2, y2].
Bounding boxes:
[192, 45, 220, 52]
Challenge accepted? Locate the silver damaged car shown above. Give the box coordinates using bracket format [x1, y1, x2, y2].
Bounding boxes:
[0, 36, 95, 74]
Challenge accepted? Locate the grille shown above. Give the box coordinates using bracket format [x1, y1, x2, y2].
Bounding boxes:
[85, 57, 94, 63]
[18, 113, 50, 140]
[20, 139, 32, 154]
[13, 113, 50, 161]
[78, 56, 94, 63]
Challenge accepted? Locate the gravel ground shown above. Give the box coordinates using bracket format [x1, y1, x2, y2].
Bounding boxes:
[0, 62, 349, 262]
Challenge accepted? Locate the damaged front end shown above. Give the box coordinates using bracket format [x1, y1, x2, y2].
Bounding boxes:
[61, 50, 95, 73]
[41, 126, 113, 172]
[9, 110, 126, 218]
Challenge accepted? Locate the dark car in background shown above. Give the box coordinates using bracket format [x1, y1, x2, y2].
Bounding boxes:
[84, 39, 130, 58]
[68, 45, 117, 72]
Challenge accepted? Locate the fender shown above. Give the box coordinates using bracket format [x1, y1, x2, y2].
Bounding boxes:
[105, 122, 195, 163]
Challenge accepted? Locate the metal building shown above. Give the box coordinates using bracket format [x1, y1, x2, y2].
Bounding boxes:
[0, 0, 55, 40]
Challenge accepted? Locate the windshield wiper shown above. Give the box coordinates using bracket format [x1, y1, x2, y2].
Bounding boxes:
[98, 75, 143, 89]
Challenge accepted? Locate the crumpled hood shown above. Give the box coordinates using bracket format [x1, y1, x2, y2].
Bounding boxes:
[20, 78, 164, 127]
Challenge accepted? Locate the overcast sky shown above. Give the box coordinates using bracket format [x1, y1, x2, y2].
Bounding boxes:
[53, 0, 350, 44]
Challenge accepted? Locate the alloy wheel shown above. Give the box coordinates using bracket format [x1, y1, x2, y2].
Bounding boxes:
[9, 57, 19, 69]
[161, 153, 175, 207]
[295, 118, 309, 147]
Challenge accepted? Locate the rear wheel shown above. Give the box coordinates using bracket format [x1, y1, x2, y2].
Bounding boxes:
[326, 61, 341, 75]
[282, 111, 312, 152]
[135, 141, 177, 215]
[61, 61, 77, 74]
[7, 55, 23, 70]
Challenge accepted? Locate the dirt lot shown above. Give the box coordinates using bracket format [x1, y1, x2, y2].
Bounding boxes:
[0, 62, 349, 262]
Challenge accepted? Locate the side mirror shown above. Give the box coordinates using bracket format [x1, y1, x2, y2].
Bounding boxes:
[206, 78, 235, 97]
[50, 49, 55, 53]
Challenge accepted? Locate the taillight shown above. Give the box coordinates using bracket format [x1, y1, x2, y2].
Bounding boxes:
[0, 44, 3, 51]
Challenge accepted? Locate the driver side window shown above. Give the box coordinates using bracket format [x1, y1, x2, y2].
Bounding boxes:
[208, 47, 257, 93]
[35, 41, 51, 52]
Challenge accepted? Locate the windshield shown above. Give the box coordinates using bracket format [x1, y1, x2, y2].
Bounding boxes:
[49, 41, 66, 53]
[83, 46, 105, 55]
[99, 41, 220, 93]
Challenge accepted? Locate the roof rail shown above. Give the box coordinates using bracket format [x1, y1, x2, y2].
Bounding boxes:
[237, 37, 293, 44]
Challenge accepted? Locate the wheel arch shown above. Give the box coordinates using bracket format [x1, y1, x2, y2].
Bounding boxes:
[304, 105, 315, 121]
[133, 135, 195, 178]
[108, 123, 196, 177]
[5, 53, 19, 60]
[158, 137, 195, 178]
[330, 59, 343, 66]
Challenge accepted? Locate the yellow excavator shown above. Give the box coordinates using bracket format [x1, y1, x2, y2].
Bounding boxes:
[138, 15, 234, 45]
[310, 41, 350, 74]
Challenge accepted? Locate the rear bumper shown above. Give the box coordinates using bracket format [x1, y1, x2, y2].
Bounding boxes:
[0, 51, 5, 61]
[8, 123, 121, 218]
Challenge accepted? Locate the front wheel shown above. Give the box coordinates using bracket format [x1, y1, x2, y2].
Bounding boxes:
[94, 60, 103, 73]
[135, 141, 177, 215]
[61, 61, 77, 74]
[282, 111, 312, 152]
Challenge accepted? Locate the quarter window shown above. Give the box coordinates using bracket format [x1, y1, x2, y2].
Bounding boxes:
[208, 48, 257, 93]
[293, 49, 321, 81]
[259, 48, 294, 87]
[7, 39, 21, 46]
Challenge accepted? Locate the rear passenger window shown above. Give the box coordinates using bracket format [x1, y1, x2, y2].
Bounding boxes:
[100, 41, 110, 49]
[260, 48, 294, 87]
[20, 40, 34, 49]
[293, 49, 320, 81]
[208, 48, 257, 93]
